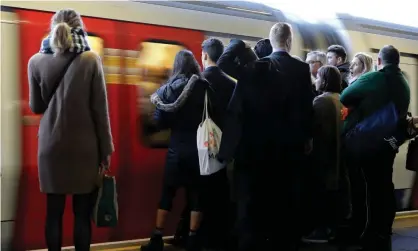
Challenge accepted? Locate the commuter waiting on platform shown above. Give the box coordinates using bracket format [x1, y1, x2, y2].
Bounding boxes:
[253, 38, 272, 58]
[327, 45, 350, 91]
[217, 22, 314, 251]
[306, 51, 327, 80]
[348, 52, 374, 85]
[27, 9, 114, 251]
[302, 65, 349, 244]
[142, 50, 209, 251]
[341, 45, 410, 251]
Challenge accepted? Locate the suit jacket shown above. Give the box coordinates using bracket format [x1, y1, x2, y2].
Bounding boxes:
[218, 51, 314, 166]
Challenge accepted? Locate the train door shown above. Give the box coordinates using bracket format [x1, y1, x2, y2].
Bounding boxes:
[110, 21, 205, 240]
[13, 9, 117, 250]
[1, 8, 21, 250]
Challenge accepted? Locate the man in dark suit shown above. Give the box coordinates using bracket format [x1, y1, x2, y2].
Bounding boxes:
[217, 22, 314, 251]
[169, 38, 236, 250]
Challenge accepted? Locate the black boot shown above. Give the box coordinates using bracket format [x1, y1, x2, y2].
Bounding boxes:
[186, 232, 202, 251]
[166, 217, 189, 247]
[141, 232, 164, 251]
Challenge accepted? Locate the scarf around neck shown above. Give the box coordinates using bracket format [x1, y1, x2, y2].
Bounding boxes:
[40, 26, 91, 54]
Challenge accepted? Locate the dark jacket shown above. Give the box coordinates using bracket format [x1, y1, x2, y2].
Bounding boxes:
[154, 74, 207, 154]
[312, 92, 344, 190]
[340, 65, 410, 134]
[218, 51, 314, 166]
[203, 66, 236, 130]
[337, 62, 350, 92]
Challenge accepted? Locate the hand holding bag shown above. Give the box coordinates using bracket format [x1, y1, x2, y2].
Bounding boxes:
[92, 164, 118, 227]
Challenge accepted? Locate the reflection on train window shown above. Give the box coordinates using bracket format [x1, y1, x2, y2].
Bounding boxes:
[136, 41, 185, 148]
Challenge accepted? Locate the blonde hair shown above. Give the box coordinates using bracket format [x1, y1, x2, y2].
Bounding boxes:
[354, 52, 374, 74]
[50, 9, 84, 55]
[269, 22, 293, 50]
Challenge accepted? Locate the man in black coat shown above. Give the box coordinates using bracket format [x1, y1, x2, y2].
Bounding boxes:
[217, 22, 314, 251]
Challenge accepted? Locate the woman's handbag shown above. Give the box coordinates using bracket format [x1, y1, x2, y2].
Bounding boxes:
[92, 165, 118, 227]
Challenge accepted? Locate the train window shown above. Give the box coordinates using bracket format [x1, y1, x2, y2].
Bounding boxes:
[136, 40, 186, 148]
[87, 34, 104, 58]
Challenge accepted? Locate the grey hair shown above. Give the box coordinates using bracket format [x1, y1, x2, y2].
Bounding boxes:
[306, 51, 326, 65]
[50, 9, 84, 55]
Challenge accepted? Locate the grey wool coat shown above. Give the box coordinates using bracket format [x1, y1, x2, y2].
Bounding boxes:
[28, 51, 114, 194]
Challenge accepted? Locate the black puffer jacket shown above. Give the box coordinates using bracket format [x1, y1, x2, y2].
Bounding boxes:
[337, 62, 350, 92]
[154, 74, 208, 153]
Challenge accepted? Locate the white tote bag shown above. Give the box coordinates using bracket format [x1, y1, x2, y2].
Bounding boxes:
[197, 91, 224, 175]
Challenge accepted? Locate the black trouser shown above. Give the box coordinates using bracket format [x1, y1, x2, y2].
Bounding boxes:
[307, 161, 352, 232]
[234, 151, 305, 251]
[348, 148, 396, 250]
[46, 193, 95, 251]
[200, 168, 231, 249]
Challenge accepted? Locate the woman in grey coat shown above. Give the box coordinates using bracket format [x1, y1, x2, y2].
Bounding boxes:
[27, 9, 114, 251]
[302, 65, 350, 244]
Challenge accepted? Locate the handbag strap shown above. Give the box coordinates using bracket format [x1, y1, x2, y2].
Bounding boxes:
[46, 53, 79, 105]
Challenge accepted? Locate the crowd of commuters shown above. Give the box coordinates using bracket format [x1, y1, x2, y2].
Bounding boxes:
[28, 8, 418, 251]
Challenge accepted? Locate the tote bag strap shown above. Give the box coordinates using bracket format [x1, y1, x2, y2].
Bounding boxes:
[201, 91, 210, 123]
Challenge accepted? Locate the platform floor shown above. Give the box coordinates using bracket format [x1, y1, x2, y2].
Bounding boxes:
[84, 227, 418, 251]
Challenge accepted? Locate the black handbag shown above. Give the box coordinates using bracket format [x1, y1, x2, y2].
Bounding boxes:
[406, 137, 418, 172]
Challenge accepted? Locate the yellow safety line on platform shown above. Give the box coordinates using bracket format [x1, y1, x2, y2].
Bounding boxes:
[102, 244, 174, 251]
[100, 247, 139, 251]
[395, 214, 418, 220]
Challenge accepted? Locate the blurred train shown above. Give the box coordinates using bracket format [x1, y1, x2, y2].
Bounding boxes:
[1, 1, 417, 250]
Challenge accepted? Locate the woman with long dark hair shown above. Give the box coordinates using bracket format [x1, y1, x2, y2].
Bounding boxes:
[142, 50, 208, 251]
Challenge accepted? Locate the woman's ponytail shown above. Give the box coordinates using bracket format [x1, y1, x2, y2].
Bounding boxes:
[50, 22, 72, 55]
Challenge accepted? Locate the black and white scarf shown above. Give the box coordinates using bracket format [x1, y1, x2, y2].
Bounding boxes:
[40, 27, 90, 54]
